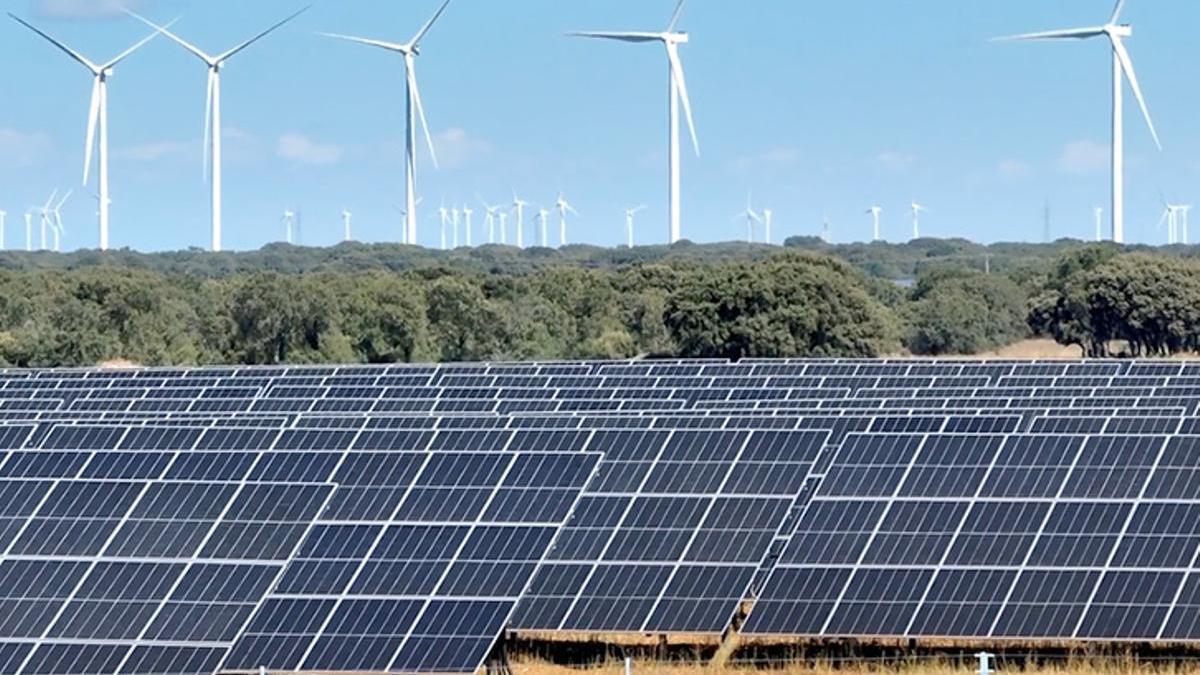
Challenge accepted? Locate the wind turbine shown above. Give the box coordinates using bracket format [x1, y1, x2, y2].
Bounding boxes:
[1095, 206, 1106, 242]
[762, 208, 774, 244]
[437, 205, 450, 250]
[129, 9, 307, 253]
[282, 209, 297, 244]
[498, 212, 509, 245]
[537, 207, 551, 247]
[555, 193, 578, 246]
[866, 205, 883, 242]
[512, 192, 528, 248]
[342, 208, 353, 242]
[1180, 205, 1193, 244]
[821, 213, 832, 242]
[321, 0, 453, 247]
[451, 206, 460, 248]
[995, 0, 1161, 244]
[24, 212, 34, 252]
[624, 206, 647, 248]
[570, 0, 699, 244]
[51, 190, 72, 252]
[734, 194, 760, 243]
[910, 201, 926, 240]
[1157, 204, 1176, 244]
[462, 205, 474, 247]
[480, 200, 500, 244]
[10, 14, 167, 251]
[37, 190, 58, 251]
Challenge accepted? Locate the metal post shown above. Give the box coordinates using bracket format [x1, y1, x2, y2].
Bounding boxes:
[259, 666, 267, 675]
[624, 656, 633, 675]
[976, 652, 992, 675]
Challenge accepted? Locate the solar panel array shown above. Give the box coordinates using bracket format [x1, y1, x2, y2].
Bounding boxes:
[2, 359, 1200, 673]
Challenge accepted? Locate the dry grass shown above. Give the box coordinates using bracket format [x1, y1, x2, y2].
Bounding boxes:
[507, 657, 1200, 675]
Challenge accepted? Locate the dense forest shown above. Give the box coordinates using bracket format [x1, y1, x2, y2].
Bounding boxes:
[0, 238, 1192, 366]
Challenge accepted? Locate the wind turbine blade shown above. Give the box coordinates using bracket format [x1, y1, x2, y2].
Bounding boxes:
[84, 77, 100, 186]
[56, 189, 73, 209]
[667, 44, 700, 157]
[125, 10, 214, 64]
[567, 31, 661, 43]
[410, 0, 453, 47]
[319, 31, 408, 53]
[104, 20, 175, 69]
[407, 60, 439, 170]
[203, 69, 215, 179]
[1111, 37, 1162, 151]
[1109, 0, 1127, 24]
[666, 0, 687, 32]
[991, 26, 1106, 41]
[7, 13, 99, 72]
[218, 5, 311, 62]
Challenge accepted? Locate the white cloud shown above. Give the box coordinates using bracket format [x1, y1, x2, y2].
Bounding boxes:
[31, 0, 151, 20]
[430, 127, 492, 169]
[0, 129, 52, 168]
[997, 158, 1032, 179]
[875, 150, 915, 172]
[277, 133, 344, 166]
[1058, 140, 1109, 175]
[731, 146, 799, 174]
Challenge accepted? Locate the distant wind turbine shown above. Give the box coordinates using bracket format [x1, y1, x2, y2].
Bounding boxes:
[451, 206, 460, 248]
[24, 212, 34, 252]
[10, 13, 167, 251]
[51, 190, 71, 252]
[321, 0, 453, 247]
[342, 208, 353, 242]
[1095, 206, 1105, 242]
[282, 209, 297, 244]
[624, 206, 647, 248]
[498, 212, 509, 245]
[821, 214, 832, 242]
[734, 194, 760, 243]
[462, 205, 473, 247]
[910, 201, 926, 240]
[570, 0, 699, 244]
[130, 8, 309, 252]
[762, 208, 774, 244]
[995, 0, 1161, 244]
[555, 193, 578, 246]
[479, 197, 501, 244]
[512, 191, 528, 248]
[37, 190, 58, 251]
[866, 205, 883, 242]
[537, 207, 551, 247]
[1180, 205, 1193, 245]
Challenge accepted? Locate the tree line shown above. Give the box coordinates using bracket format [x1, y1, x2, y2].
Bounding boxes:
[0, 241, 1195, 366]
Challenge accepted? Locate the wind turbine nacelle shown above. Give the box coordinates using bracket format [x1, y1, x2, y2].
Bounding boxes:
[667, 32, 689, 44]
[1108, 24, 1132, 38]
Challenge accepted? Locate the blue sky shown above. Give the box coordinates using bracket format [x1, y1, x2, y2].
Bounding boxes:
[0, 0, 1197, 251]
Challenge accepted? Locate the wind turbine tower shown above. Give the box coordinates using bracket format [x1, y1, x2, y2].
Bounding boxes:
[342, 208, 352, 242]
[498, 212, 509, 245]
[462, 205, 473, 247]
[996, 0, 1161, 244]
[282, 209, 297, 244]
[763, 208, 774, 244]
[512, 192, 528, 248]
[51, 190, 71, 252]
[1094, 207, 1105, 242]
[321, 0, 453, 247]
[571, 0, 699, 244]
[555, 194, 578, 247]
[537, 208, 550, 247]
[624, 206, 647, 248]
[131, 8, 308, 252]
[867, 205, 883, 242]
[910, 202, 926, 240]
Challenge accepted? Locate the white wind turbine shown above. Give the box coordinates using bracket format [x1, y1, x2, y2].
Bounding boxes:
[10, 14, 166, 251]
[498, 212, 509, 245]
[24, 212, 34, 252]
[451, 207, 460, 248]
[866, 205, 883, 242]
[821, 213, 832, 242]
[282, 209, 297, 244]
[624, 206, 647, 248]
[571, 0, 699, 244]
[321, 0, 453, 247]
[480, 199, 500, 244]
[130, 9, 308, 253]
[734, 195, 760, 243]
[1095, 206, 1105, 242]
[51, 190, 72, 252]
[762, 208, 774, 244]
[1180, 205, 1193, 244]
[462, 205, 473, 247]
[537, 207, 551, 247]
[996, 0, 1161, 244]
[910, 201, 926, 240]
[437, 205, 450, 250]
[512, 192, 529, 248]
[342, 208, 353, 242]
[555, 193, 578, 246]
[37, 190, 58, 251]
[1157, 204, 1176, 244]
